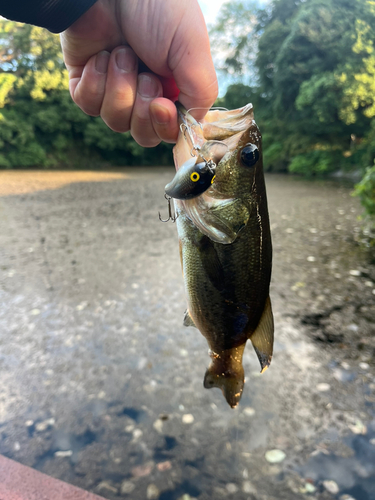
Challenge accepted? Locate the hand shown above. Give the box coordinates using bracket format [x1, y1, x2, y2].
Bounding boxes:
[60, 0, 218, 147]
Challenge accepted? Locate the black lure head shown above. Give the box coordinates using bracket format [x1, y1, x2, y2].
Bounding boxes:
[165, 158, 216, 200]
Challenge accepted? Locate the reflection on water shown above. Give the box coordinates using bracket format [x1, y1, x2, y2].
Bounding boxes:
[0, 169, 374, 499]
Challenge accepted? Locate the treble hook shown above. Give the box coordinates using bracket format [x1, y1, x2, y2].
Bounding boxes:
[159, 194, 178, 223]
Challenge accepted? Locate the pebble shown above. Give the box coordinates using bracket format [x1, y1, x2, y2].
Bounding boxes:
[370, 438, 375, 446]
[242, 481, 257, 494]
[147, 484, 160, 500]
[35, 418, 55, 432]
[340, 495, 357, 500]
[120, 481, 135, 494]
[316, 383, 330, 392]
[341, 362, 350, 370]
[359, 362, 369, 370]
[131, 463, 154, 477]
[157, 460, 172, 472]
[182, 414, 194, 424]
[265, 449, 286, 463]
[14, 441, 20, 451]
[348, 420, 367, 435]
[226, 483, 239, 494]
[365, 281, 373, 287]
[132, 429, 143, 440]
[25, 420, 34, 427]
[30, 309, 41, 316]
[323, 480, 339, 495]
[307, 256, 316, 262]
[304, 483, 316, 493]
[54, 450, 73, 458]
[243, 407, 255, 417]
[286, 228, 294, 233]
[153, 419, 164, 433]
[347, 324, 358, 332]
[97, 481, 118, 494]
[349, 270, 361, 276]
[76, 302, 88, 311]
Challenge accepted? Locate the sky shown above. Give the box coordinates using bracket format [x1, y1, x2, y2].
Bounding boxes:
[198, 0, 228, 26]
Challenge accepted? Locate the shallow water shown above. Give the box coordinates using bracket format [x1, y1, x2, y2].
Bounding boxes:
[0, 169, 374, 500]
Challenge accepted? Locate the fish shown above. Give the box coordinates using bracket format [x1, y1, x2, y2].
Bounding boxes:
[167, 102, 274, 408]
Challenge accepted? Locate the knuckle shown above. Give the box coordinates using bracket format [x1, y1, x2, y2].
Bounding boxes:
[101, 114, 130, 133]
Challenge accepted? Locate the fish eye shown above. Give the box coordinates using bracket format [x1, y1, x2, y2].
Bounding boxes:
[240, 144, 259, 167]
[190, 172, 200, 182]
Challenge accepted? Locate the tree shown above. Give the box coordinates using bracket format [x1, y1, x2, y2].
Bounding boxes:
[0, 21, 171, 168]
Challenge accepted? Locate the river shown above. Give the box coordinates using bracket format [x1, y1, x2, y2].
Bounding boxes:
[0, 169, 374, 500]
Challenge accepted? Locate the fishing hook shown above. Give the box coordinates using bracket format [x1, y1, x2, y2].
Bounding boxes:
[159, 194, 178, 223]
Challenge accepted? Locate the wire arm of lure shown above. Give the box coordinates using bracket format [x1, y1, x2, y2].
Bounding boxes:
[159, 194, 178, 223]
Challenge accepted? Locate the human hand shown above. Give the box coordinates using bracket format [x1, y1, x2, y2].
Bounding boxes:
[60, 0, 218, 147]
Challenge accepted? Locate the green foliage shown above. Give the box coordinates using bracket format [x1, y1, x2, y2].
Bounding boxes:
[0, 20, 169, 168]
[353, 164, 375, 217]
[213, 0, 375, 226]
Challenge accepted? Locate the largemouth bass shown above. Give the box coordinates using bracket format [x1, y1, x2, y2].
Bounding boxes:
[167, 103, 274, 408]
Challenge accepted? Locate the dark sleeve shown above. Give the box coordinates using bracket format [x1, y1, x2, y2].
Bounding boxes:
[0, 0, 98, 33]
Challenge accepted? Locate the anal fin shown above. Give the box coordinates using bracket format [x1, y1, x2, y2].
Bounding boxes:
[250, 296, 274, 373]
[183, 309, 197, 328]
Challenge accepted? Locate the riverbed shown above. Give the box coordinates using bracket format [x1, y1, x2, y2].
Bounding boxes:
[0, 169, 374, 500]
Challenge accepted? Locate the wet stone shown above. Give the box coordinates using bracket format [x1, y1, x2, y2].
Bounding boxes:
[348, 419, 367, 435]
[35, 418, 55, 432]
[243, 407, 255, 417]
[304, 483, 316, 493]
[157, 460, 172, 471]
[97, 481, 118, 494]
[182, 414, 194, 424]
[323, 480, 339, 495]
[54, 450, 73, 457]
[226, 483, 239, 494]
[265, 449, 286, 463]
[131, 462, 154, 477]
[147, 484, 160, 500]
[242, 481, 257, 494]
[120, 481, 136, 495]
[316, 383, 330, 392]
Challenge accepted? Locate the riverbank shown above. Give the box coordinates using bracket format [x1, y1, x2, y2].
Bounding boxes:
[0, 169, 374, 500]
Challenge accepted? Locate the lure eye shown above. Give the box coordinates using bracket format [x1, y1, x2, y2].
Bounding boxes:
[190, 172, 200, 182]
[240, 144, 259, 167]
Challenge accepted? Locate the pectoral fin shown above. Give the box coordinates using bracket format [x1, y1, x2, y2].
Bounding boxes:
[196, 236, 225, 291]
[250, 296, 274, 373]
[208, 198, 250, 243]
[183, 309, 197, 328]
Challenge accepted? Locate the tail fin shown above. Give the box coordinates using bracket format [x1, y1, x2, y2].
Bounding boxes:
[203, 345, 245, 408]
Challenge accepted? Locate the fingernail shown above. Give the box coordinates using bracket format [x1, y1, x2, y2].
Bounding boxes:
[151, 102, 170, 125]
[138, 75, 158, 98]
[115, 48, 137, 73]
[95, 51, 110, 74]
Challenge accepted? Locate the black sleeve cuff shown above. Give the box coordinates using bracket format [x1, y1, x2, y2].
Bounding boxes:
[0, 0, 98, 33]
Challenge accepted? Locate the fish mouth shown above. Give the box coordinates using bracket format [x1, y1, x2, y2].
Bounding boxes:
[176, 101, 200, 128]
[175, 101, 254, 165]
